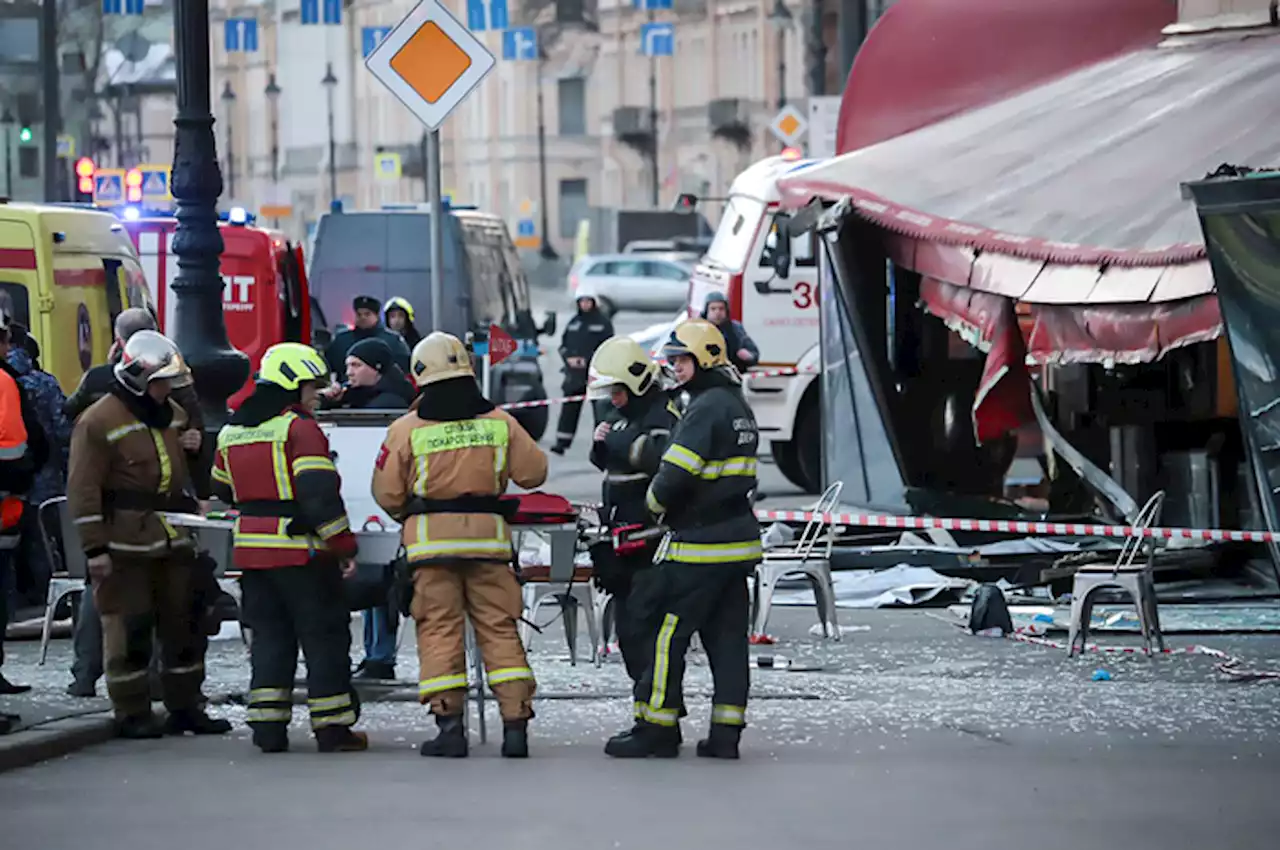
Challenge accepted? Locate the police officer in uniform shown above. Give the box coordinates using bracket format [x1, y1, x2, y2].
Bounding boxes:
[585, 337, 680, 684]
[373, 332, 548, 759]
[66, 331, 229, 739]
[605, 320, 762, 760]
[210, 343, 367, 754]
[551, 286, 614, 454]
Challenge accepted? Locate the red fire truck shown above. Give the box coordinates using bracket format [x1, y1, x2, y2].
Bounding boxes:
[123, 213, 318, 408]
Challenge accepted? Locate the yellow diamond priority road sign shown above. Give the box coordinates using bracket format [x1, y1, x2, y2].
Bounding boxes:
[364, 0, 496, 131]
[769, 104, 808, 146]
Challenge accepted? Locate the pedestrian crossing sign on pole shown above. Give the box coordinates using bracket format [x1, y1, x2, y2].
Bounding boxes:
[137, 165, 172, 204]
[514, 217, 538, 249]
[374, 152, 402, 181]
[93, 169, 126, 207]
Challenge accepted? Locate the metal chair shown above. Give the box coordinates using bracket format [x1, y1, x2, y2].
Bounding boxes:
[516, 524, 605, 666]
[37, 497, 86, 664]
[751, 481, 844, 640]
[462, 619, 488, 744]
[1067, 491, 1166, 656]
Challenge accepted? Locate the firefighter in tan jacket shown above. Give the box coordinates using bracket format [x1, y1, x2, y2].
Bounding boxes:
[372, 332, 547, 759]
[66, 331, 230, 739]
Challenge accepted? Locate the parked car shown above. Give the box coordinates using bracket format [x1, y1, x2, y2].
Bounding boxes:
[567, 253, 693, 316]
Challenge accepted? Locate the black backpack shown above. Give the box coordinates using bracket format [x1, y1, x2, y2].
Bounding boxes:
[969, 583, 1013, 635]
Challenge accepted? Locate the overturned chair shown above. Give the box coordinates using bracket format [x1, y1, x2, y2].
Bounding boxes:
[751, 481, 844, 640]
[1067, 491, 1166, 656]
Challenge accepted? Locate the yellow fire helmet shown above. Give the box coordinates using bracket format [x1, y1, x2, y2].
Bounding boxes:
[257, 342, 330, 391]
[587, 336, 660, 400]
[384, 296, 415, 323]
[660, 318, 729, 370]
[113, 330, 189, 396]
[410, 332, 474, 387]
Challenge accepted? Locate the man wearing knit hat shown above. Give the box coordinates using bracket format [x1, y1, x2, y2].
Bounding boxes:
[323, 295, 412, 379]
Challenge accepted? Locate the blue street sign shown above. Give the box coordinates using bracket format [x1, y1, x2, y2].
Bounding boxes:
[301, 0, 340, 25]
[139, 167, 169, 201]
[501, 27, 538, 61]
[639, 22, 675, 57]
[103, 0, 145, 14]
[516, 219, 535, 237]
[125, 0, 143, 12]
[224, 19, 259, 53]
[632, 0, 673, 9]
[94, 173, 123, 204]
[361, 26, 393, 58]
[467, 0, 508, 32]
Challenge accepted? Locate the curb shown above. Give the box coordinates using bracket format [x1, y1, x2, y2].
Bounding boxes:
[0, 712, 115, 774]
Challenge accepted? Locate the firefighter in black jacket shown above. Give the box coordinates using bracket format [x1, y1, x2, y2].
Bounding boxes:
[551, 286, 613, 454]
[585, 337, 681, 685]
[605, 319, 762, 761]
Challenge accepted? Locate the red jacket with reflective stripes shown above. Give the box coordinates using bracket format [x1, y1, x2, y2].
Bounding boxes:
[211, 406, 357, 569]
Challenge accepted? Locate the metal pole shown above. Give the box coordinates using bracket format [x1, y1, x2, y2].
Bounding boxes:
[806, 0, 827, 96]
[325, 68, 338, 205]
[838, 0, 870, 86]
[535, 52, 557, 260]
[482, 352, 492, 400]
[170, 0, 249, 479]
[3, 127, 11, 197]
[776, 27, 787, 111]
[225, 116, 235, 199]
[427, 128, 444, 332]
[40, 0, 60, 201]
[647, 10, 658, 207]
[419, 132, 429, 202]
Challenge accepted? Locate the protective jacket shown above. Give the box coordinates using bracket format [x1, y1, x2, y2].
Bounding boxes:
[558, 309, 613, 391]
[66, 386, 198, 559]
[211, 401, 356, 570]
[645, 370, 762, 566]
[0, 360, 49, 497]
[372, 377, 547, 565]
[589, 389, 681, 528]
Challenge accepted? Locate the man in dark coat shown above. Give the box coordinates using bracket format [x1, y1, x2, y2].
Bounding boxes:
[324, 296, 412, 377]
[700, 292, 760, 374]
[551, 290, 613, 455]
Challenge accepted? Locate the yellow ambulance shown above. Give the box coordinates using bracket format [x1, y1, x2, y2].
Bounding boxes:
[0, 201, 154, 391]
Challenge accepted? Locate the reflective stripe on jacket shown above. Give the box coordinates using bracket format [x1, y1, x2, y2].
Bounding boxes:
[645, 383, 763, 566]
[66, 394, 194, 558]
[372, 407, 548, 565]
[212, 410, 356, 569]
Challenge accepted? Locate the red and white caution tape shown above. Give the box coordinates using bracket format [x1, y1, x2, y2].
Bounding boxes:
[499, 393, 586, 412]
[753, 509, 1280, 544]
[1009, 630, 1280, 681]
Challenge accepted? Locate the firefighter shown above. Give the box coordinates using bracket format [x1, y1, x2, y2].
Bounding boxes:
[66, 330, 229, 739]
[605, 319, 762, 761]
[585, 336, 681, 685]
[209, 342, 367, 754]
[383, 297, 422, 350]
[372, 332, 548, 759]
[551, 285, 614, 455]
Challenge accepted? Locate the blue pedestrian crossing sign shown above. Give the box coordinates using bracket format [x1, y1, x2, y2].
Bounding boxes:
[374, 152, 402, 181]
[138, 164, 171, 203]
[93, 169, 125, 207]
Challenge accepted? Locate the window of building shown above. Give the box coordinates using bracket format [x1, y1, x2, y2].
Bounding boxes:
[558, 77, 586, 136]
[558, 178, 588, 239]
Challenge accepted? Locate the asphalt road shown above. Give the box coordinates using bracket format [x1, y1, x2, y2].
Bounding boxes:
[4, 609, 1280, 849]
[530, 288, 805, 508]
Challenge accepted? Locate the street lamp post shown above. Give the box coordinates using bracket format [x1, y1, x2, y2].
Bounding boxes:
[220, 81, 236, 199]
[768, 0, 794, 113]
[264, 73, 281, 226]
[646, 9, 659, 207]
[169, 0, 249, 477]
[534, 44, 558, 260]
[322, 63, 338, 206]
[1, 108, 13, 198]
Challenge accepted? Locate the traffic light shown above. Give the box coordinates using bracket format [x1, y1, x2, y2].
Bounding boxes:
[18, 126, 32, 143]
[125, 168, 142, 203]
[74, 157, 95, 201]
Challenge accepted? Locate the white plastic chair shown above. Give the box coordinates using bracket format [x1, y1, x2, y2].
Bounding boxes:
[751, 481, 844, 640]
[37, 497, 86, 664]
[1068, 491, 1166, 656]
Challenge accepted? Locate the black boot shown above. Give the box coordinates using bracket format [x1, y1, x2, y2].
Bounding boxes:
[419, 714, 468, 758]
[352, 660, 396, 681]
[116, 713, 164, 740]
[163, 708, 233, 736]
[696, 724, 742, 760]
[252, 724, 289, 754]
[66, 680, 97, 698]
[315, 726, 369, 753]
[501, 720, 529, 758]
[0, 674, 32, 695]
[604, 721, 680, 759]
